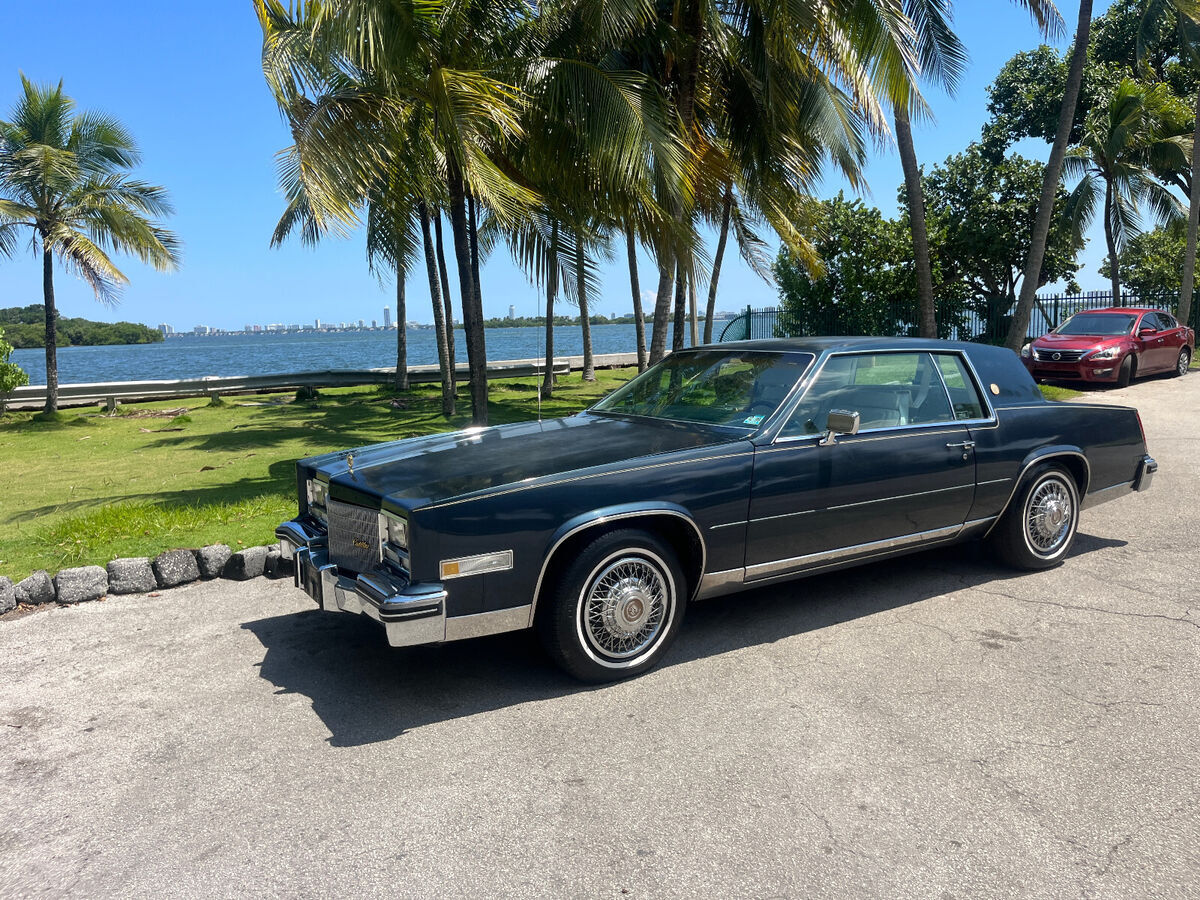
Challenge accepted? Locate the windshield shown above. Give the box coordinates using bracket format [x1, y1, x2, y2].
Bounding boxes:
[1055, 313, 1137, 336]
[592, 349, 813, 428]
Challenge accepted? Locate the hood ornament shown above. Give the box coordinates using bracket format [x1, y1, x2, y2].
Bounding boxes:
[347, 452, 354, 475]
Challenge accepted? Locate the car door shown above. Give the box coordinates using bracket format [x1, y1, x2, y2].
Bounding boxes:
[744, 351, 979, 581]
[1137, 312, 1173, 371]
[1151, 312, 1186, 369]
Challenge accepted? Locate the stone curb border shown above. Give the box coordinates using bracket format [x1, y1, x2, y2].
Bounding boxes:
[0, 544, 292, 615]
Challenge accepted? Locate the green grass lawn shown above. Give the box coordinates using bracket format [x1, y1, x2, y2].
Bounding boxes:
[0, 369, 635, 582]
[0, 366, 1079, 583]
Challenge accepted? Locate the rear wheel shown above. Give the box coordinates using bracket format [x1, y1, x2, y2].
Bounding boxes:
[538, 528, 686, 682]
[990, 465, 1080, 570]
[1115, 354, 1134, 388]
[1174, 347, 1191, 377]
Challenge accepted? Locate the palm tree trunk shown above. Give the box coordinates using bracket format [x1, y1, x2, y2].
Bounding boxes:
[649, 259, 673, 363]
[895, 107, 937, 338]
[672, 257, 687, 351]
[543, 222, 559, 397]
[577, 230, 595, 382]
[1006, 0, 1094, 351]
[626, 226, 647, 371]
[433, 212, 456, 392]
[704, 186, 732, 344]
[394, 274, 409, 391]
[447, 161, 488, 425]
[42, 246, 58, 415]
[688, 271, 698, 346]
[1104, 181, 1121, 305]
[1179, 92, 1200, 328]
[420, 203, 454, 417]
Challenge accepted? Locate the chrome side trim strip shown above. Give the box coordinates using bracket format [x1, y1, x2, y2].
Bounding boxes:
[445, 605, 533, 642]
[709, 520, 748, 530]
[977, 477, 1013, 487]
[824, 483, 971, 512]
[695, 568, 745, 600]
[749, 508, 818, 524]
[528, 509, 708, 628]
[745, 524, 962, 581]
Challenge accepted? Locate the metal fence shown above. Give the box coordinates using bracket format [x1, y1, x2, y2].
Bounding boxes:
[718, 291, 1199, 344]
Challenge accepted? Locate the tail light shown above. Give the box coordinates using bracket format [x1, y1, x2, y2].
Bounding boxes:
[1135, 410, 1147, 448]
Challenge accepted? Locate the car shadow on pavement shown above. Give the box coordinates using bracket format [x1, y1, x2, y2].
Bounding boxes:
[241, 532, 1126, 747]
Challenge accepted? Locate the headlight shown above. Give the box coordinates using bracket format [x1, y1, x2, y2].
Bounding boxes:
[306, 478, 328, 523]
[1020, 344, 1032, 358]
[1087, 346, 1119, 360]
[382, 512, 408, 551]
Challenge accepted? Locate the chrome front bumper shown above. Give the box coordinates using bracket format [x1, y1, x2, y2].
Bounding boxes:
[275, 518, 447, 648]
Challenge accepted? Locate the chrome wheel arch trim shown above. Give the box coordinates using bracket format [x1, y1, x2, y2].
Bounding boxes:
[983, 448, 1091, 539]
[527, 507, 708, 628]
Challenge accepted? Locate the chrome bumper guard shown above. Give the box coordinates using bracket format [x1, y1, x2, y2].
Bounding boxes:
[1134, 455, 1157, 492]
[275, 518, 447, 648]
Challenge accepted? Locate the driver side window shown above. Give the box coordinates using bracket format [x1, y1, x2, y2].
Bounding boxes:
[781, 352, 955, 437]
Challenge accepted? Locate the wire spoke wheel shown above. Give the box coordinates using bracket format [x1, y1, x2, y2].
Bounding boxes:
[1024, 476, 1074, 555]
[579, 556, 671, 662]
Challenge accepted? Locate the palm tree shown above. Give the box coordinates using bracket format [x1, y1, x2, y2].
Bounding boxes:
[1007, 0, 1095, 352]
[0, 76, 180, 414]
[257, 0, 536, 426]
[1139, 0, 1200, 326]
[1062, 78, 1189, 304]
[895, 0, 1062, 339]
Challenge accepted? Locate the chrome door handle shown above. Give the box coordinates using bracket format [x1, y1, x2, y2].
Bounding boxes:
[946, 441, 976, 450]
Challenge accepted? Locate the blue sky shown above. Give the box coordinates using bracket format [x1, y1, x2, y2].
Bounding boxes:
[0, 1, 1116, 331]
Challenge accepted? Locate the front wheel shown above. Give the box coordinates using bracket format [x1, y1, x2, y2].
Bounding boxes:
[1115, 354, 1134, 388]
[1174, 347, 1191, 377]
[990, 465, 1080, 570]
[538, 528, 686, 682]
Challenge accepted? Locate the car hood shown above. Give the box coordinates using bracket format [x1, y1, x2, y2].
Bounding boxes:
[1035, 333, 1126, 351]
[305, 413, 745, 510]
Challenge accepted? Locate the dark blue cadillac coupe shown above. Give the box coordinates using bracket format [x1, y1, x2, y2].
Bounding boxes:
[277, 338, 1155, 681]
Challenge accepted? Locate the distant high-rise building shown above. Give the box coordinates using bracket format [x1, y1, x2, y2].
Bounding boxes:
[157, 323, 173, 335]
[371, 319, 378, 328]
[358, 319, 365, 329]
[508, 305, 516, 320]
[383, 307, 392, 328]
[315, 318, 321, 329]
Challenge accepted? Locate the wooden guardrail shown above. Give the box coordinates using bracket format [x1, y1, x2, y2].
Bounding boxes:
[4, 352, 641, 410]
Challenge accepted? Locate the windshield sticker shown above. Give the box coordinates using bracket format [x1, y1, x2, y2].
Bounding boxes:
[743, 415, 765, 426]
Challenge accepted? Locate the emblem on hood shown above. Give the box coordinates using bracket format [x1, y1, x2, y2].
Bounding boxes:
[347, 452, 354, 475]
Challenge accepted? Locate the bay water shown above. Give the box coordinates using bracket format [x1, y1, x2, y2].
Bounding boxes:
[11, 324, 670, 385]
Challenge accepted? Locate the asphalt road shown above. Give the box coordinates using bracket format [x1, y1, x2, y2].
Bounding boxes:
[2, 373, 1197, 899]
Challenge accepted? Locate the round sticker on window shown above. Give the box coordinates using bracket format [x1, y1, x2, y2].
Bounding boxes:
[990, 383, 1000, 395]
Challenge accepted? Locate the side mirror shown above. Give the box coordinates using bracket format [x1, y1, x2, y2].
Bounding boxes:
[819, 409, 860, 446]
[1139, 327, 1157, 337]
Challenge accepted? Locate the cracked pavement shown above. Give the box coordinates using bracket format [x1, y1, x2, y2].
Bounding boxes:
[1, 373, 1198, 898]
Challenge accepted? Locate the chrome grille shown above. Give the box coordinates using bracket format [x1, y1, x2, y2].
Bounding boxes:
[327, 498, 381, 573]
[1035, 348, 1085, 362]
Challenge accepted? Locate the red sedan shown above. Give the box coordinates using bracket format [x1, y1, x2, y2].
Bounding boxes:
[1022, 307, 1195, 387]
